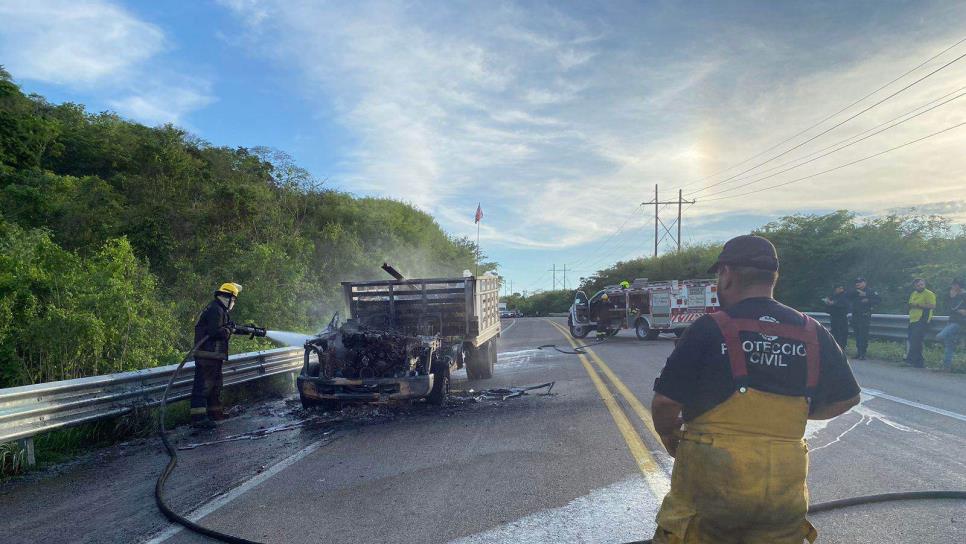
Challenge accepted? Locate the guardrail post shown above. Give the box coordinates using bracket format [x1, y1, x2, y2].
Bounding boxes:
[18, 437, 35, 466]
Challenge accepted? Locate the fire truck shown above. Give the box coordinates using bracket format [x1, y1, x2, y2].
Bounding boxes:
[567, 278, 720, 340]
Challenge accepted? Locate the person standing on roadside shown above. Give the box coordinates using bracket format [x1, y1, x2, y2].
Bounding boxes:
[823, 284, 850, 349]
[848, 277, 879, 360]
[936, 279, 965, 371]
[906, 278, 936, 368]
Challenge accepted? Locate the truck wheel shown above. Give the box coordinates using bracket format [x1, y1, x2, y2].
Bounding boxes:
[635, 318, 659, 341]
[428, 366, 449, 405]
[464, 344, 479, 380]
[569, 317, 590, 339]
[466, 340, 495, 380]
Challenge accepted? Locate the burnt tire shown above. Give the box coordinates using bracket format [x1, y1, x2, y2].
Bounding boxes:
[299, 385, 340, 412]
[428, 367, 450, 405]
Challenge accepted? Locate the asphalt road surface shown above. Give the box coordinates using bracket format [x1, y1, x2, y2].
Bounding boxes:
[2, 317, 965, 543]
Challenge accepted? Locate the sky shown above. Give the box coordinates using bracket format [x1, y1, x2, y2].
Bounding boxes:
[2, 0, 965, 294]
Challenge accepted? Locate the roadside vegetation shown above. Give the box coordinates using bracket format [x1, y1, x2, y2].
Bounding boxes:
[583, 211, 966, 315]
[0, 67, 492, 389]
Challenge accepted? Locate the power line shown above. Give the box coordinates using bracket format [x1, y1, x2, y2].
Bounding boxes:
[684, 49, 966, 198]
[689, 84, 966, 197]
[566, 203, 644, 272]
[695, 87, 966, 199]
[701, 121, 966, 202]
[676, 35, 966, 192]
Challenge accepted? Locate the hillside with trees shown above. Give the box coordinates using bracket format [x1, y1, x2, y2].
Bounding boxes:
[0, 68, 489, 388]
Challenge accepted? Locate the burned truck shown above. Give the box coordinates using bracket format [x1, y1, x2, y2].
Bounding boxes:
[296, 266, 501, 409]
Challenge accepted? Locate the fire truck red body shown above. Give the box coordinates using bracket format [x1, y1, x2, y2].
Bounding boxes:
[568, 278, 720, 340]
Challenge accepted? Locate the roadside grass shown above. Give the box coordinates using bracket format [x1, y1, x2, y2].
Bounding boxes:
[1, 373, 295, 479]
[845, 338, 966, 372]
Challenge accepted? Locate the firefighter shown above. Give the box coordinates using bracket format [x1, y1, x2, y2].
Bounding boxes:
[848, 277, 880, 360]
[650, 235, 860, 543]
[621, 280, 631, 289]
[190, 282, 242, 429]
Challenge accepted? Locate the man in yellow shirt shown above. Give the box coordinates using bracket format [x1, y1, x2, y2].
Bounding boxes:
[907, 278, 936, 368]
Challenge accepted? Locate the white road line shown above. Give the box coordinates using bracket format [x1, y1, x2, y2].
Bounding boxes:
[143, 434, 337, 543]
[862, 387, 966, 423]
[501, 319, 518, 334]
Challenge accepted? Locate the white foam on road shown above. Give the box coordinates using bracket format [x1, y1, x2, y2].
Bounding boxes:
[447, 475, 659, 544]
[806, 393, 922, 453]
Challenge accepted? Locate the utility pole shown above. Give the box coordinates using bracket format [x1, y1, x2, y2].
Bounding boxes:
[677, 189, 683, 252]
[561, 265, 570, 290]
[548, 264, 557, 291]
[643, 184, 696, 256]
[654, 184, 659, 258]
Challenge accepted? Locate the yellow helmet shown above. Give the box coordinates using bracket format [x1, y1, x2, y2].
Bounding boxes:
[216, 282, 242, 297]
[620, 280, 630, 289]
[601, 293, 609, 301]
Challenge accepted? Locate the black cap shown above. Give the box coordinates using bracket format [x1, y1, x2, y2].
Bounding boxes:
[707, 235, 779, 274]
[854, 277, 866, 283]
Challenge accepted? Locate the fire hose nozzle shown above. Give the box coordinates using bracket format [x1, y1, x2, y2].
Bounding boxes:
[232, 323, 267, 339]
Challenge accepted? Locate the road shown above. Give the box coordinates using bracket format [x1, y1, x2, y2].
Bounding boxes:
[2, 317, 965, 543]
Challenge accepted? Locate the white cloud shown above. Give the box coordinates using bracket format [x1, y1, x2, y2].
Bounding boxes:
[109, 79, 216, 126]
[0, 0, 214, 126]
[218, 0, 966, 260]
[0, 0, 164, 86]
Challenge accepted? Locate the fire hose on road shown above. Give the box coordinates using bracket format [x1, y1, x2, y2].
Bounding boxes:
[155, 336, 966, 544]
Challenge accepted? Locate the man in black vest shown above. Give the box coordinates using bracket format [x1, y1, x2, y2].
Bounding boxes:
[848, 277, 879, 360]
[823, 284, 850, 349]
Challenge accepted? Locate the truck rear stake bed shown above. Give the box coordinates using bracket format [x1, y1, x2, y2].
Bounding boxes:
[297, 273, 501, 408]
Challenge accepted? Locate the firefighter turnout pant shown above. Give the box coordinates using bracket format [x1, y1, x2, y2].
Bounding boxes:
[190, 357, 224, 421]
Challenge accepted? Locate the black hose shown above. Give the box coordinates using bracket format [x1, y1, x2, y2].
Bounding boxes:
[158, 339, 966, 544]
[625, 490, 966, 543]
[537, 337, 608, 355]
[155, 335, 267, 544]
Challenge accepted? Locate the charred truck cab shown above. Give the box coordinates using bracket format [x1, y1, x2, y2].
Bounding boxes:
[297, 266, 501, 409]
[568, 278, 719, 340]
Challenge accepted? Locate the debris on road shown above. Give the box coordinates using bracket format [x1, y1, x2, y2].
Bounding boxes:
[178, 419, 331, 450]
[451, 382, 555, 402]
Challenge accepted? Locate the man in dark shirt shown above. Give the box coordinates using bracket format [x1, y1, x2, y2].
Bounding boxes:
[650, 235, 860, 544]
[823, 284, 850, 349]
[937, 279, 965, 371]
[847, 277, 879, 359]
[191, 282, 242, 429]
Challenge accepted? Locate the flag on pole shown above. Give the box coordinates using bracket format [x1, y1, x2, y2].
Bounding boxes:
[474, 203, 483, 223]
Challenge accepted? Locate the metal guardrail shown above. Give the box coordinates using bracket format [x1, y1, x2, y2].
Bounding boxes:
[0, 347, 304, 457]
[806, 313, 949, 340]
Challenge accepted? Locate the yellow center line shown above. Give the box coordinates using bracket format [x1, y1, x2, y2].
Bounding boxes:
[545, 319, 670, 498]
[546, 320, 664, 445]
